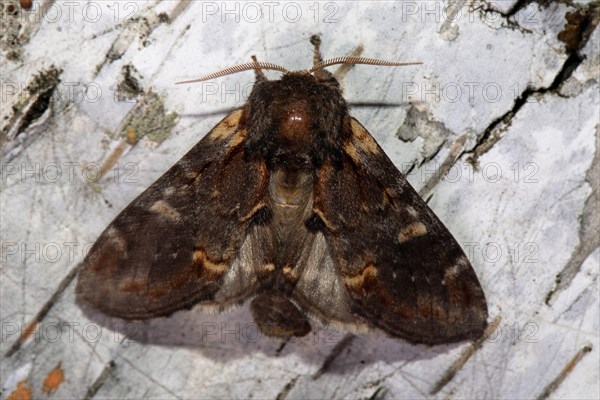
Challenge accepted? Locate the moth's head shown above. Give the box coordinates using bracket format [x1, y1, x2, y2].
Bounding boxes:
[177, 45, 421, 167]
[239, 70, 351, 168]
[176, 41, 422, 116]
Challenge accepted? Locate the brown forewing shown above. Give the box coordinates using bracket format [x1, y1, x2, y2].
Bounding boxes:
[314, 118, 488, 345]
[76, 109, 272, 319]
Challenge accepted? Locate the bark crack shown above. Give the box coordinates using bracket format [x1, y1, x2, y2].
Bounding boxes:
[274, 376, 299, 400]
[546, 124, 600, 305]
[470, 0, 534, 34]
[535, 344, 593, 400]
[82, 360, 116, 400]
[463, 2, 598, 165]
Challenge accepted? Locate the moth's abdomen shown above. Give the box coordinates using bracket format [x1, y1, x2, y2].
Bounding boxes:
[267, 168, 315, 271]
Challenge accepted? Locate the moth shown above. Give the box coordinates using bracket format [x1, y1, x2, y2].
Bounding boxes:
[76, 37, 488, 345]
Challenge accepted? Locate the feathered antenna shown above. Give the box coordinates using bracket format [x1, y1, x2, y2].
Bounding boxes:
[176, 61, 290, 84]
[309, 57, 422, 74]
[176, 57, 422, 84]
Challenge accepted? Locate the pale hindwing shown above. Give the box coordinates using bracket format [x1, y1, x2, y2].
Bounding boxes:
[266, 168, 369, 331]
[212, 223, 273, 309]
[291, 231, 369, 332]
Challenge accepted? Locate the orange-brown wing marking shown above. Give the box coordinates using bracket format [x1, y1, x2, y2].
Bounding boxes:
[76, 109, 272, 318]
[314, 118, 488, 344]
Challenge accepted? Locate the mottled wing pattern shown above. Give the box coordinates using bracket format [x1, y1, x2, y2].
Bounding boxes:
[314, 118, 488, 344]
[76, 110, 272, 319]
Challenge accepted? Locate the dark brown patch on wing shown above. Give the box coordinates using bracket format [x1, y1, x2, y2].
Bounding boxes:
[314, 118, 488, 345]
[76, 109, 271, 319]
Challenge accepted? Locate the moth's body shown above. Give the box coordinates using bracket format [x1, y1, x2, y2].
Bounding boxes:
[254, 74, 340, 285]
[77, 46, 488, 345]
[242, 73, 361, 330]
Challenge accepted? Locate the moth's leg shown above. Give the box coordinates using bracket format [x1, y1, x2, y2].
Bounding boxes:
[250, 292, 311, 338]
[310, 34, 332, 81]
[310, 34, 364, 85]
[333, 44, 364, 82]
[310, 34, 324, 67]
[251, 55, 268, 82]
